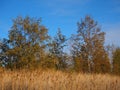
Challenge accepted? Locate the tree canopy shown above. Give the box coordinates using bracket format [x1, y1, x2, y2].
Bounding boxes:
[0, 15, 118, 75]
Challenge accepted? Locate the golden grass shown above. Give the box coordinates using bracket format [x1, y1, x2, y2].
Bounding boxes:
[0, 69, 120, 90]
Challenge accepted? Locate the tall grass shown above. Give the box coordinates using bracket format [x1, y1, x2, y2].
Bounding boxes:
[0, 69, 120, 90]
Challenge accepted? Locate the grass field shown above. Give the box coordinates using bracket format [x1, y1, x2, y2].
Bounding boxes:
[0, 69, 120, 90]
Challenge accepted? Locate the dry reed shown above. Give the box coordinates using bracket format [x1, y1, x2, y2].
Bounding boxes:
[0, 69, 120, 90]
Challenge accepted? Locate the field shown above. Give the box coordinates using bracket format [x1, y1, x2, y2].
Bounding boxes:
[0, 69, 120, 90]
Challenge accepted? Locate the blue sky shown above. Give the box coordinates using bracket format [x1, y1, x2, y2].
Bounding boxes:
[0, 0, 120, 46]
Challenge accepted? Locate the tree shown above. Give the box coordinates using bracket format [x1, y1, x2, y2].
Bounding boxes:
[113, 47, 120, 75]
[7, 16, 50, 69]
[71, 16, 110, 73]
[0, 38, 10, 67]
[70, 34, 88, 72]
[49, 29, 67, 70]
[105, 44, 116, 72]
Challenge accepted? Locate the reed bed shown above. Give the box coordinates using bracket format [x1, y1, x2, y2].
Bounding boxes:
[0, 69, 120, 90]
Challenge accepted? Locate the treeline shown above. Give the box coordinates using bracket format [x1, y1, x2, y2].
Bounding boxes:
[0, 16, 120, 75]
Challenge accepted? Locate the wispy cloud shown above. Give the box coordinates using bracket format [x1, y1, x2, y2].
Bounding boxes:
[113, 6, 120, 13]
[0, 21, 10, 38]
[40, 0, 90, 16]
[104, 23, 120, 46]
[46, 0, 90, 6]
[108, 0, 120, 14]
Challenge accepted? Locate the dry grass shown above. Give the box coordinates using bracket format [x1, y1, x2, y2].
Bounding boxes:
[0, 69, 120, 90]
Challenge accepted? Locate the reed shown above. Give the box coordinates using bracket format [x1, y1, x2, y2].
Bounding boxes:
[0, 69, 120, 90]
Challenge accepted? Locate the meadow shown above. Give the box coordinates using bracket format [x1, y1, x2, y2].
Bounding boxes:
[0, 69, 120, 90]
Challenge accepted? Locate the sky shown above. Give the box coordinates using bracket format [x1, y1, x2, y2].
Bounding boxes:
[0, 0, 120, 46]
